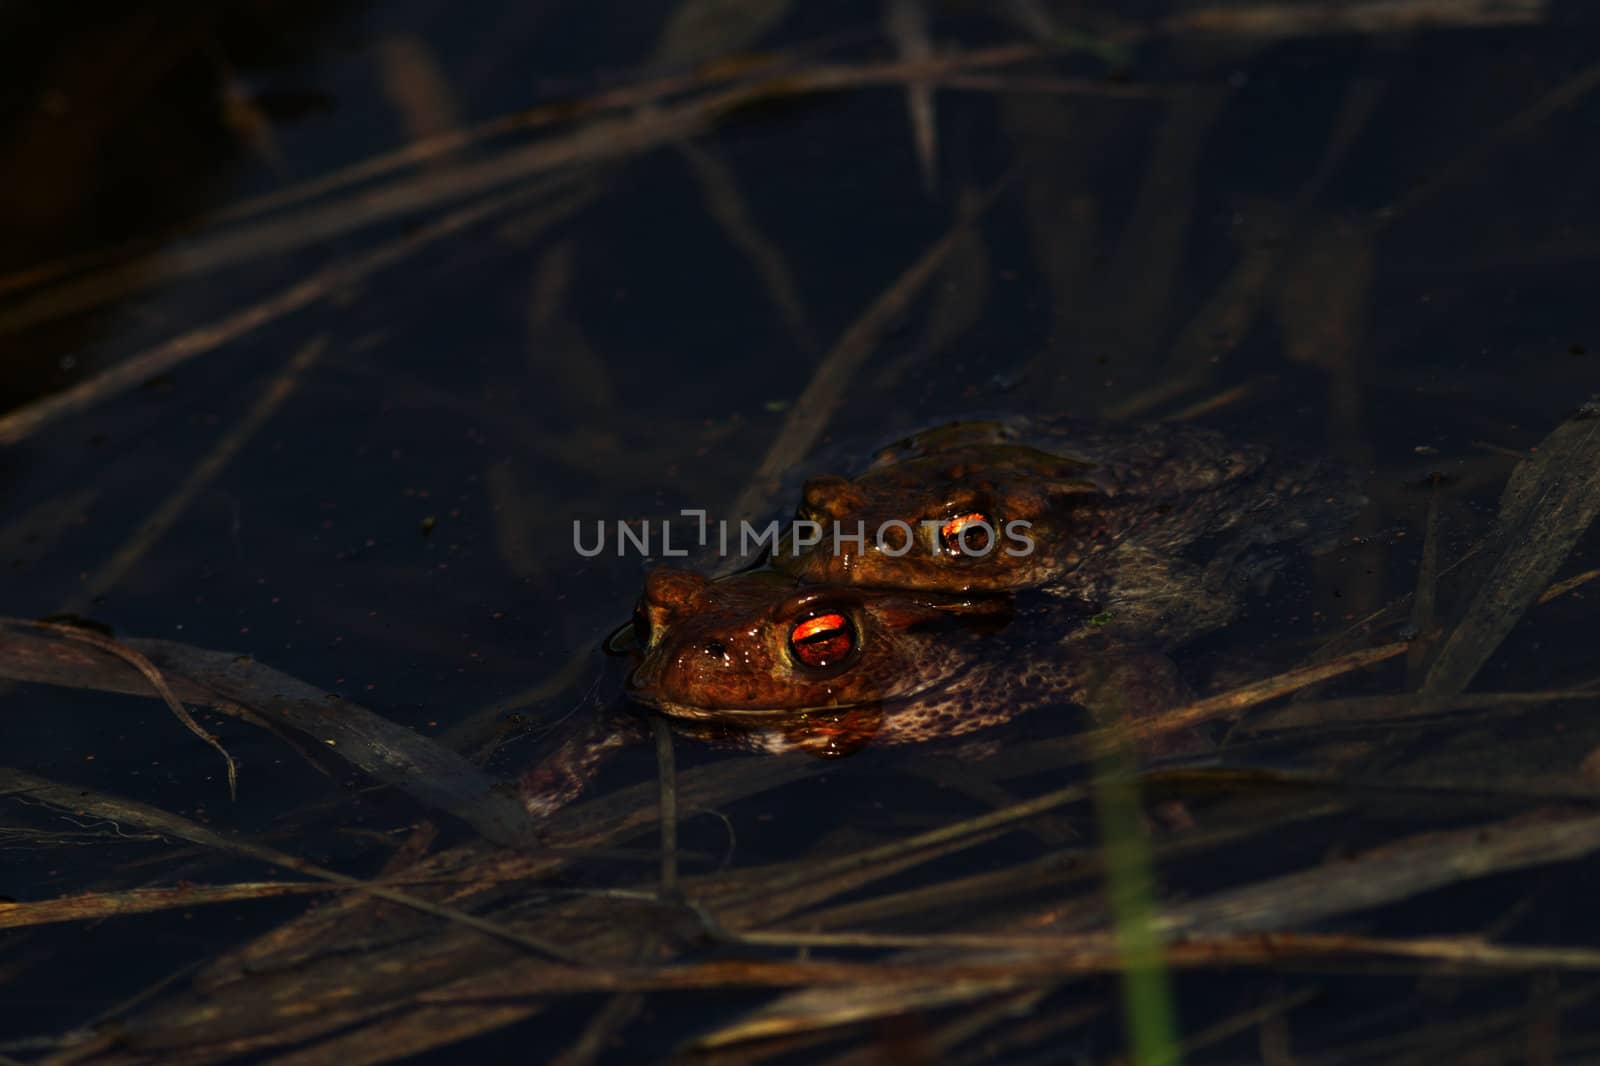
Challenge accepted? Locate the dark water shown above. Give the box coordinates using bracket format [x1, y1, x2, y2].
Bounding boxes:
[4, 1, 1600, 1062]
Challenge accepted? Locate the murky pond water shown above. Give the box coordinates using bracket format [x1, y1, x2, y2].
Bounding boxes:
[4, 2, 1600, 1062]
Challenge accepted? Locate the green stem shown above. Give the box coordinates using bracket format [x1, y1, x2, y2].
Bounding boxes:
[1093, 740, 1182, 1066]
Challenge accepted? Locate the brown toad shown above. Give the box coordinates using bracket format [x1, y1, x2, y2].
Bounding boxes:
[772, 417, 1360, 646]
[517, 566, 1189, 818]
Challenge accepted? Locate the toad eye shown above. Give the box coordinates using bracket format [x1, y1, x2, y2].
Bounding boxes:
[939, 512, 995, 557]
[788, 612, 856, 668]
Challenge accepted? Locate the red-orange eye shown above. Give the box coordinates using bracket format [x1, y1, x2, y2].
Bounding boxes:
[940, 512, 994, 556]
[789, 612, 855, 668]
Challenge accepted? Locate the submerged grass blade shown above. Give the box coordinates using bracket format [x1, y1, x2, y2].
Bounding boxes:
[1424, 407, 1600, 696]
[0, 622, 535, 846]
[70, 336, 327, 615]
[1094, 741, 1182, 1066]
[887, 0, 938, 193]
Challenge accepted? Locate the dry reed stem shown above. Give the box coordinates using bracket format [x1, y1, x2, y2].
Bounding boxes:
[0, 768, 581, 964]
[1164, 0, 1543, 37]
[0, 883, 334, 930]
[29, 620, 239, 800]
[0, 185, 548, 446]
[0, 45, 1112, 334]
[1120, 641, 1408, 745]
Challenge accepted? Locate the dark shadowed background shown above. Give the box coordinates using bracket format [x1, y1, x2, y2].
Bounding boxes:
[4, 1, 1600, 1062]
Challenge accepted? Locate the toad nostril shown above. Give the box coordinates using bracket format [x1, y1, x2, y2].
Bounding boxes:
[705, 640, 727, 659]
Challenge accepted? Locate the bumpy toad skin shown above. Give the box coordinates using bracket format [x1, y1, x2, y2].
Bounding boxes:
[518, 568, 1099, 817]
[517, 567, 1203, 818]
[518, 420, 1358, 819]
[623, 567, 1053, 754]
[773, 417, 1360, 647]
